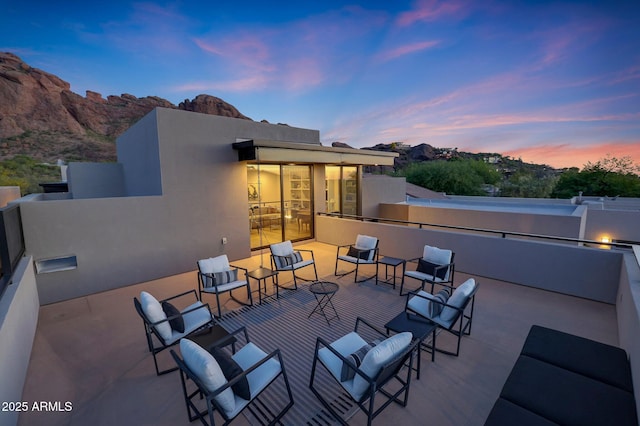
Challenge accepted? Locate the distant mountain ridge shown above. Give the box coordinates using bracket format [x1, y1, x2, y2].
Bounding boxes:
[0, 52, 249, 162]
[0, 52, 536, 173]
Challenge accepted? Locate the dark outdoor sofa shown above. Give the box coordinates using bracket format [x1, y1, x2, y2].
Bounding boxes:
[485, 325, 637, 426]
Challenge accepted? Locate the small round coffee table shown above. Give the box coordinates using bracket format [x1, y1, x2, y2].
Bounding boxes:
[308, 281, 340, 325]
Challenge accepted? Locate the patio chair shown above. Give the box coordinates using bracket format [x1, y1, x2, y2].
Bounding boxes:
[197, 255, 252, 318]
[269, 240, 318, 290]
[400, 245, 455, 296]
[171, 327, 294, 426]
[309, 317, 418, 426]
[133, 289, 217, 375]
[334, 234, 380, 283]
[405, 278, 478, 357]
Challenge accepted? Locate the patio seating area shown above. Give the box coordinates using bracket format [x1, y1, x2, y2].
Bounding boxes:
[19, 242, 619, 426]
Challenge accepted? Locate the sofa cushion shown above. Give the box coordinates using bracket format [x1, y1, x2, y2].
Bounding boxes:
[484, 398, 558, 426]
[500, 355, 637, 426]
[521, 325, 633, 392]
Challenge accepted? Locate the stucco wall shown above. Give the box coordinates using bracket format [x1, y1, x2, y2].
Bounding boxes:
[361, 175, 406, 218]
[404, 204, 586, 240]
[20, 108, 320, 304]
[585, 209, 640, 243]
[616, 250, 640, 413]
[316, 215, 622, 303]
[117, 111, 162, 196]
[0, 257, 39, 426]
[0, 187, 21, 208]
[67, 162, 125, 199]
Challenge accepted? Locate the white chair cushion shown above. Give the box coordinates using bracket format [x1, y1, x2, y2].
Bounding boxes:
[317, 332, 369, 398]
[422, 245, 452, 280]
[407, 290, 456, 329]
[404, 270, 447, 283]
[164, 301, 213, 345]
[352, 332, 413, 401]
[270, 241, 294, 257]
[199, 255, 231, 274]
[180, 339, 235, 414]
[407, 290, 437, 320]
[201, 279, 249, 294]
[355, 235, 378, 261]
[423, 245, 452, 265]
[276, 258, 314, 271]
[338, 255, 376, 265]
[225, 342, 282, 418]
[140, 291, 172, 342]
[440, 278, 476, 323]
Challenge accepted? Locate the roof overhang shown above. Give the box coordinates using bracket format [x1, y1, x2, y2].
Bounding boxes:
[232, 139, 397, 166]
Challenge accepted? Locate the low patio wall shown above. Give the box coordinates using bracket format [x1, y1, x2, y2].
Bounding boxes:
[316, 215, 622, 303]
[617, 249, 640, 414]
[0, 257, 39, 426]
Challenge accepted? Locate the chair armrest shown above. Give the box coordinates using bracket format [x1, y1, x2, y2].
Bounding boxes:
[229, 264, 249, 279]
[161, 289, 199, 304]
[354, 316, 387, 339]
[404, 289, 435, 311]
[296, 248, 315, 260]
[179, 301, 215, 317]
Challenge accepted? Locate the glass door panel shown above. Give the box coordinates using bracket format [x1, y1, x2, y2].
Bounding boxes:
[283, 165, 312, 242]
[248, 164, 282, 250]
[325, 166, 341, 213]
[342, 166, 358, 215]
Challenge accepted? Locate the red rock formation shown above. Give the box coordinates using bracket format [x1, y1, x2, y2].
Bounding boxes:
[0, 52, 251, 162]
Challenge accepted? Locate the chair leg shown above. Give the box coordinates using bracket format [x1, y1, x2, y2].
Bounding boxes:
[152, 349, 178, 375]
[215, 292, 222, 318]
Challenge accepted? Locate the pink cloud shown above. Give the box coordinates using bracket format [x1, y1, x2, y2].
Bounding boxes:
[396, 0, 470, 27]
[376, 40, 440, 62]
[504, 142, 640, 170]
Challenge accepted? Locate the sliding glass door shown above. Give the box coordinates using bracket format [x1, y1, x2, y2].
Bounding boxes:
[326, 165, 359, 215]
[247, 164, 313, 250]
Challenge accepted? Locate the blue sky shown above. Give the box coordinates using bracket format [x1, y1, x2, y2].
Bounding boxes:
[2, 0, 639, 169]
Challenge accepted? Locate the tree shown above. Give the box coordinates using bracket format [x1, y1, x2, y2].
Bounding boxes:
[551, 155, 640, 198]
[0, 155, 62, 195]
[395, 159, 500, 196]
[500, 170, 558, 198]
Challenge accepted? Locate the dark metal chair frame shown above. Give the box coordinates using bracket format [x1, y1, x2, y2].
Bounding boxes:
[334, 240, 380, 283]
[197, 262, 253, 318]
[309, 317, 419, 426]
[405, 282, 478, 357]
[269, 248, 318, 290]
[400, 252, 456, 296]
[133, 289, 217, 375]
[171, 327, 295, 426]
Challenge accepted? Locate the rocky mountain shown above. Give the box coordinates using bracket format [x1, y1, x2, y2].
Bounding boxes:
[0, 52, 249, 163]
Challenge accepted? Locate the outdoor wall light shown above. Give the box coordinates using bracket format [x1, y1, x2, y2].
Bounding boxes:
[599, 235, 612, 250]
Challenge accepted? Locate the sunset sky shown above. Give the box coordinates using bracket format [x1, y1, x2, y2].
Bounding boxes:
[2, 1, 639, 169]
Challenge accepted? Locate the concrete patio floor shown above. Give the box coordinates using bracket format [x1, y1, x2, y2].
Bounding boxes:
[18, 241, 619, 426]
